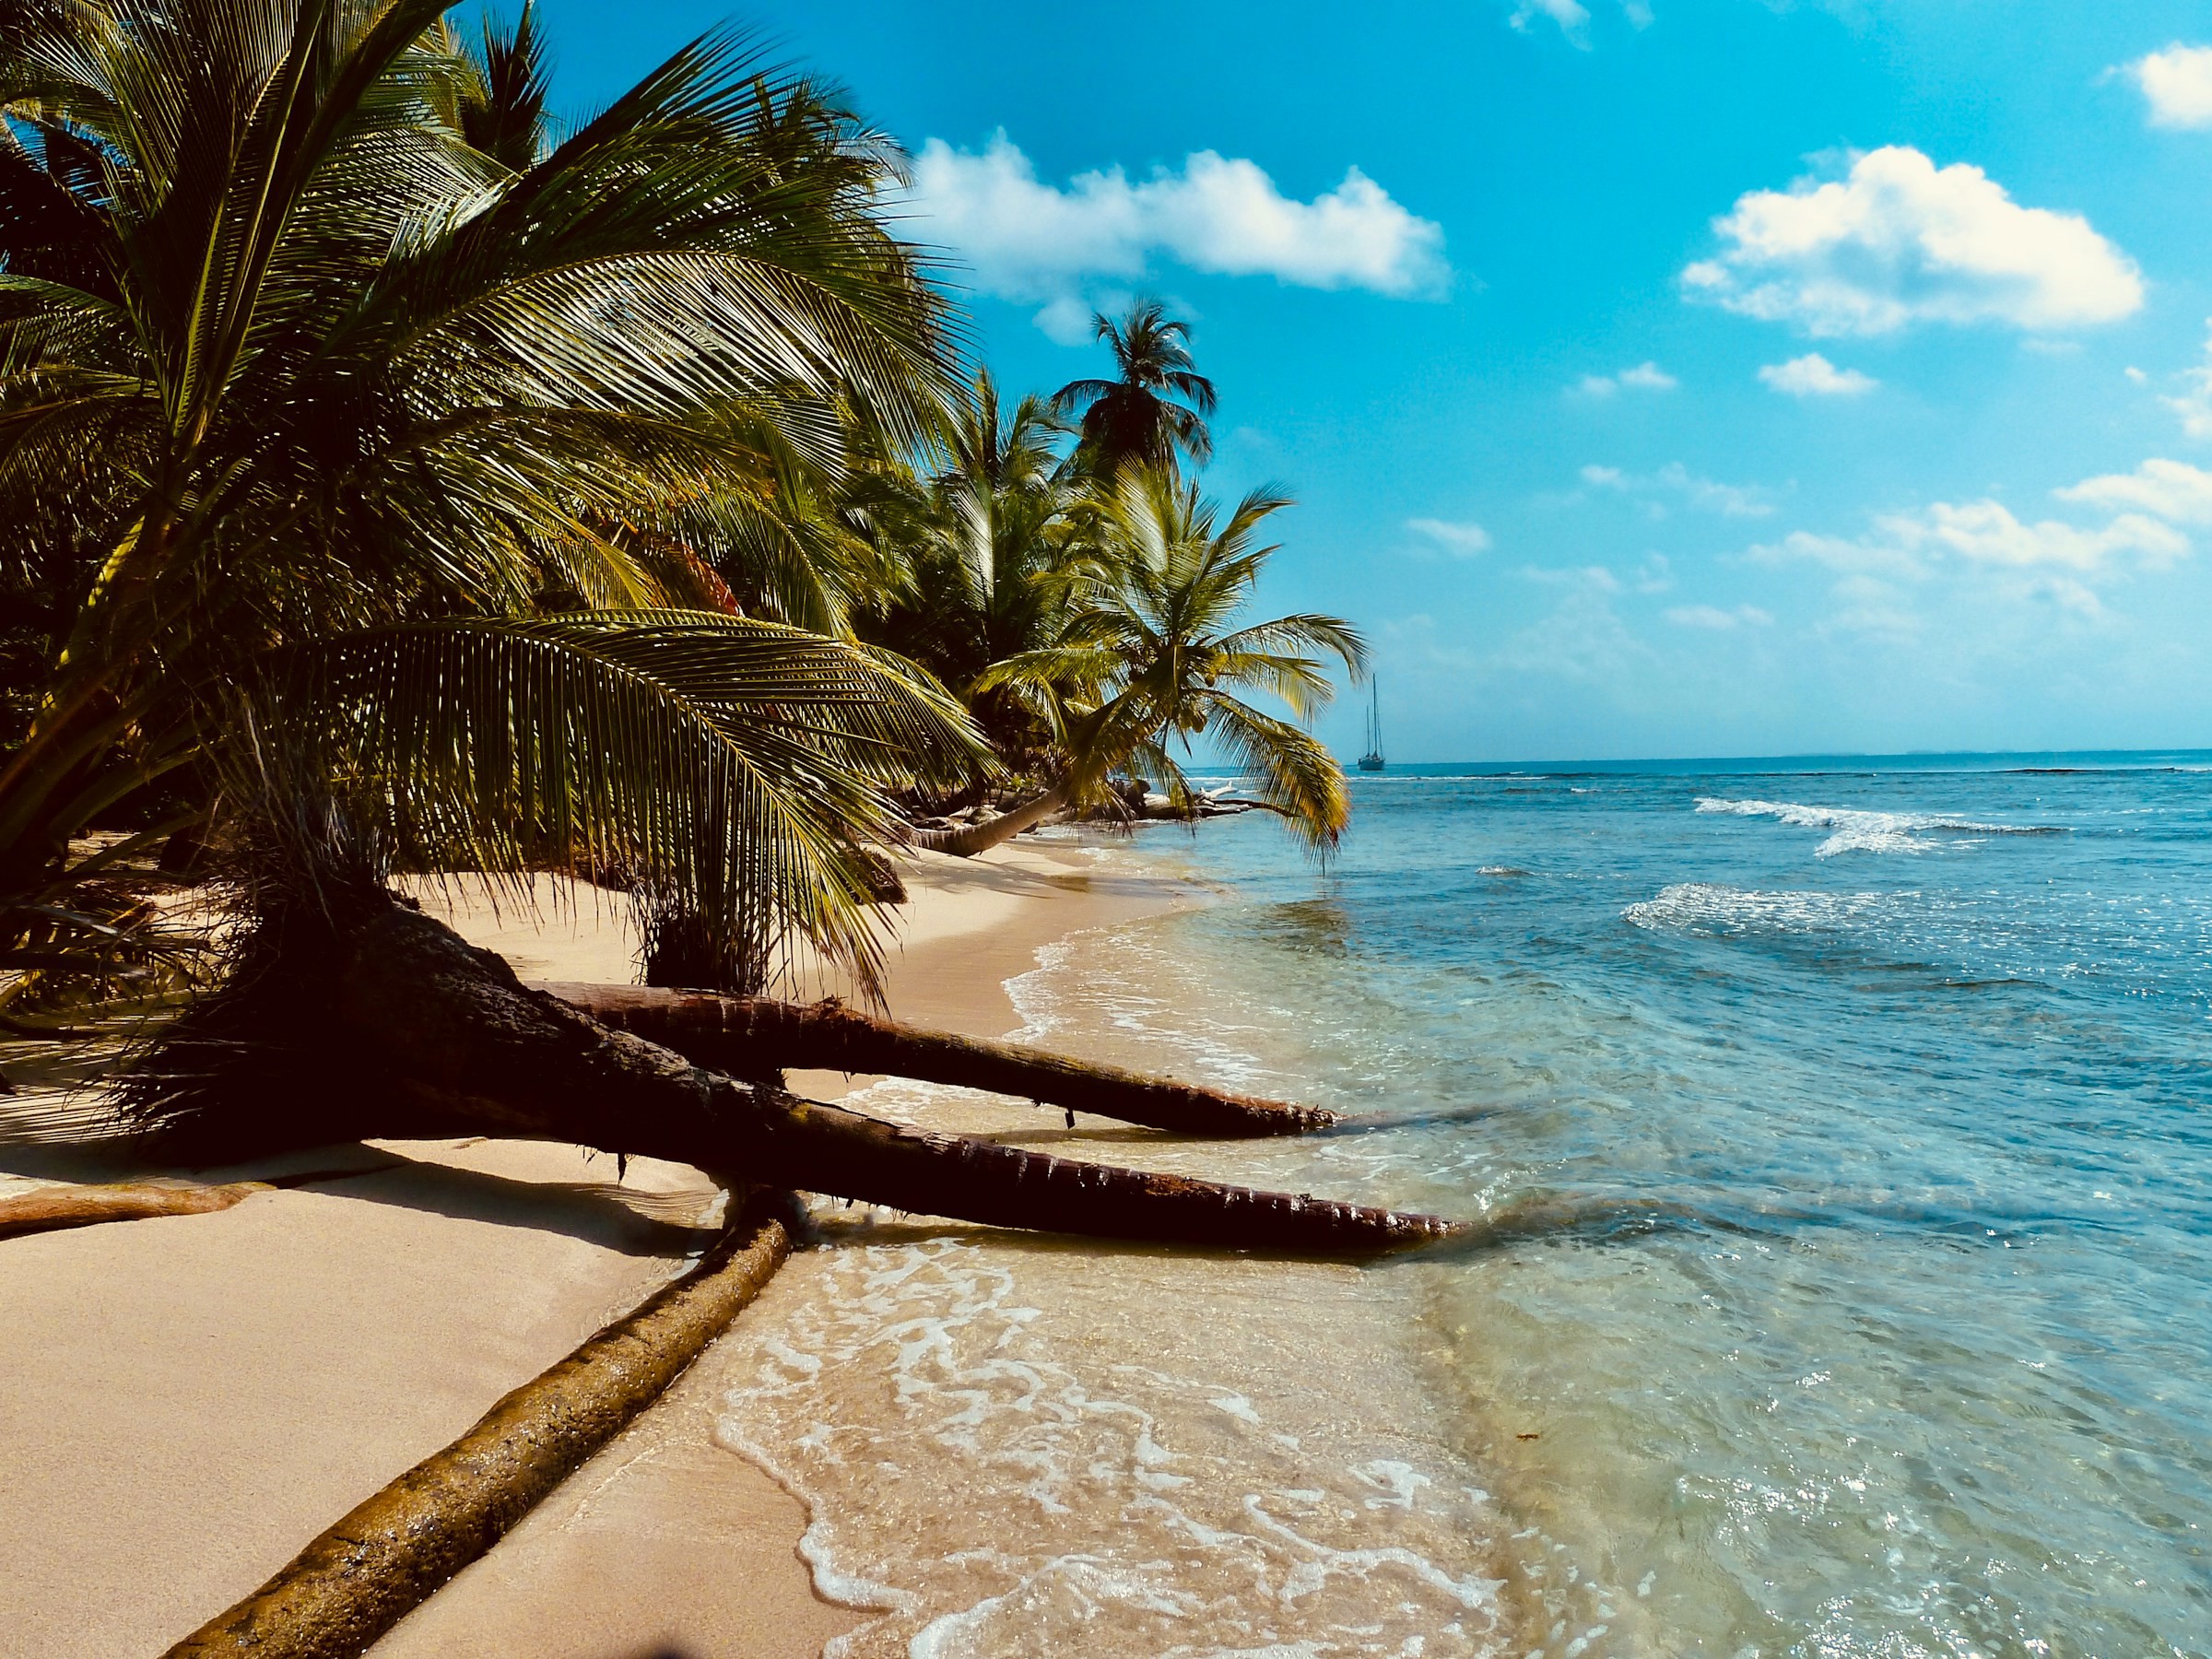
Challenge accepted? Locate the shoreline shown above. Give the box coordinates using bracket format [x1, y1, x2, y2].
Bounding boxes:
[0, 837, 1201, 1658]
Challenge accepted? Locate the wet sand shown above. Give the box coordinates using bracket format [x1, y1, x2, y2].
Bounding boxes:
[0, 840, 1195, 1658]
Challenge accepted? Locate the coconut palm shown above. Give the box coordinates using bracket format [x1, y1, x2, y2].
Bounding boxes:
[921, 464, 1366, 857]
[860, 370, 1091, 772]
[1050, 298, 1217, 476]
[0, 3, 1468, 1337]
[0, 0, 979, 1006]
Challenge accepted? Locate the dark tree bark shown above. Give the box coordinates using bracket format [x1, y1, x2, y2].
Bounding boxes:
[145, 900, 1463, 1257]
[539, 982, 1336, 1136]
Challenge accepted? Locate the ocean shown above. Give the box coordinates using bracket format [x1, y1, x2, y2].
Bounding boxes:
[714, 753, 2212, 1657]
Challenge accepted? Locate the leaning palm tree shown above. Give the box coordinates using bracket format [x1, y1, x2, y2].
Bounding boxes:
[0, 0, 969, 1005]
[0, 4, 1464, 1285]
[917, 463, 1366, 856]
[1050, 298, 1217, 477]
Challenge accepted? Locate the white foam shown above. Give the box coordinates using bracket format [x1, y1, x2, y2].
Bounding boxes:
[1695, 796, 2062, 857]
[712, 1225, 1509, 1657]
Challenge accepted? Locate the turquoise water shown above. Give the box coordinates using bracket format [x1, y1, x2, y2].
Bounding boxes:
[1148, 753, 2212, 1656]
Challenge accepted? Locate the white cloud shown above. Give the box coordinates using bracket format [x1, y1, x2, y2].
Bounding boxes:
[1759, 353, 1878, 396]
[1683, 146, 2143, 336]
[1754, 499, 2187, 579]
[2127, 44, 2212, 130]
[908, 134, 1448, 333]
[2055, 458, 2212, 524]
[2159, 322, 2212, 439]
[1406, 517, 1493, 557]
[1507, 0, 1650, 45]
[1511, 0, 1591, 41]
[1891, 500, 2184, 571]
[1575, 360, 1677, 395]
[1666, 604, 1774, 629]
[1522, 563, 1621, 591]
[1583, 461, 1775, 517]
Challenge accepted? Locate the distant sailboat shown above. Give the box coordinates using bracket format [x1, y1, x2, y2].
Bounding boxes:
[1358, 680, 1385, 772]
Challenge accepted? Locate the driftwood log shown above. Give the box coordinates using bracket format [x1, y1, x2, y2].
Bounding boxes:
[162, 1190, 798, 1658]
[542, 982, 1337, 1136]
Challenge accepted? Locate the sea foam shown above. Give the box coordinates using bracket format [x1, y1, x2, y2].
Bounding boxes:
[1694, 796, 2063, 856]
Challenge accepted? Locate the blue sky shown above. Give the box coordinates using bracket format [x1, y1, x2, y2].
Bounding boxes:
[533, 0, 2212, 761]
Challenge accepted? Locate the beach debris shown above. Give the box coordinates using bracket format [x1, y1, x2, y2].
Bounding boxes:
[160, 1189, 798, 1659]
[540, 981, 1339, 1137]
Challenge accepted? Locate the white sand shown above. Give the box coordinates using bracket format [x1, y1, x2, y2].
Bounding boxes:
[0, 837, 1193, 1657]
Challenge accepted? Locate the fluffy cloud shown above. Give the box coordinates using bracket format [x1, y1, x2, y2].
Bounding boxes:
[1759, 353, 1878, 396]
[1511, 0, 1589, 40]
[1755, 499, 2186, 578]
[2127, 44, 2212, 130]
[1666, 604, 1773, 629]
[1682, 147, 2143, 336]
[1895, 500, 2184, 571]
[907, 134, 1447, 334]
[2054, 458, 2212, 524]
[1582, 462, 1774, 518]
[1406, 517, 1492, 557]
[1575, 360, 1678, 396]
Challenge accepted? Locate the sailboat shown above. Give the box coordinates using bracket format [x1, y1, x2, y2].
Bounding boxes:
[1358, 679, 1385, 772]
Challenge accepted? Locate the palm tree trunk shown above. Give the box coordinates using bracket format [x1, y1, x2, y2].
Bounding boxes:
[152, 901, 1461, 1256]
[539, 982, 1336, 1135]
[904, 781, 1069, 857]
[0, 1180, 272, 1240]
[163, 1190, 797, 1659]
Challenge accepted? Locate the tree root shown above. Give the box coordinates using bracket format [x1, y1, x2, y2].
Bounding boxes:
[541, 981, 1336, 1136]
[161, 1189, 798, 1659]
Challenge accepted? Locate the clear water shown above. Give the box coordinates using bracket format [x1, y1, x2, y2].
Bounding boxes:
[716, 752, 2212, 1657]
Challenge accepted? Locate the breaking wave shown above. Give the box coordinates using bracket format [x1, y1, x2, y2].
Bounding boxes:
[1694, 797, 2065, 856]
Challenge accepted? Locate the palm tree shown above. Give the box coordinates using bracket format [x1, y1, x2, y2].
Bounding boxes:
[921, 464, 1366, 856]
[860, 370, 1087, 771]
[1050, 298, 1217, 477]
[0, 4, 1464, 1278]
[0, 0, 974, 1006]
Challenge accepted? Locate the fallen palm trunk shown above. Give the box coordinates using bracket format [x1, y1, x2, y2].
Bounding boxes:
[144, 901, 1459, 1256]
[162, 1189, 796, 1659]
[540, 982, 1336, 1137]
[0, 1178, 270, 1240]
[904, 781, 1069, 856]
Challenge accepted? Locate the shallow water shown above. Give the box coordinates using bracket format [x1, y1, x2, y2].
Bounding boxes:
[717, 753, 2212, 1657]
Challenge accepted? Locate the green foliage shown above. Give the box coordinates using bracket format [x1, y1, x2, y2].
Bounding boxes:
[857, 371, 1088, 771]
[0, 0, 979, 1002]
[1051, 298, 1218, 477]
[980, 464, 1368, 850]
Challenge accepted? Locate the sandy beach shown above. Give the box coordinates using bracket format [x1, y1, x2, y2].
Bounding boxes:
[0, 840, 1196, 1658]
